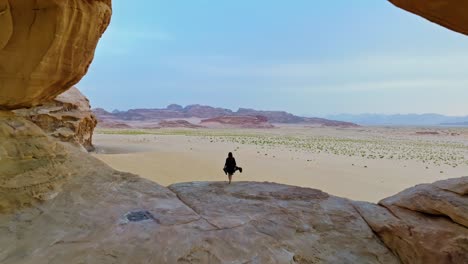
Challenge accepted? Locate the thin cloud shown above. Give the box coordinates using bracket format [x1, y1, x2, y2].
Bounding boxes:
[163, 53, 468, 92]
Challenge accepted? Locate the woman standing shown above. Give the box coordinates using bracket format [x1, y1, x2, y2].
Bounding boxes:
[223, 152, 243, 184]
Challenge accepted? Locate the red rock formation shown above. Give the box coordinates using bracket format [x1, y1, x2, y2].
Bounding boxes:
[201, 115, 275, 128]
[97, 121, 132, 129]
[93, 104, 359, 127]
[159, 120, 205, 129]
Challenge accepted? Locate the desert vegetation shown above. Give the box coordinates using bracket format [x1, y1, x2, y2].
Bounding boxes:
[96, 128, 468, 167]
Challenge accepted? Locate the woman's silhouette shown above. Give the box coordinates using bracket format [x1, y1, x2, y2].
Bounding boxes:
[223, 152, 242, 184]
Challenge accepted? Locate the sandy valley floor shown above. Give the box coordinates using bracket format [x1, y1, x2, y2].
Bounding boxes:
[92, 126, 468, 202]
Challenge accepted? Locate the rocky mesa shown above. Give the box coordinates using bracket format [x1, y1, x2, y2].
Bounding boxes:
[0, 0, 467, 263]
[94, 104, 359, 129]
[201, 115, 275, 129]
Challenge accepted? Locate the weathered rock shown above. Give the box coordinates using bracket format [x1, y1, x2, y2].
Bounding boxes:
[0, 0, 112, 109]
[354, 177, 468, 264]
[380, 177, 468, 228]
[0, 165, 399, 263]
[14, 87, 97, 151]
[0, 113, 70, 213]
[355, 202, 468, 264]
[169, 182, 398, 263]
[389, 0, 468, 35]
[434, 176, 468, 195]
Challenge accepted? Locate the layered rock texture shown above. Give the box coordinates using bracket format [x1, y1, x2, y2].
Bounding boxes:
[389, 0, 468, 35]
[0, 112, 70, 213]
[13, 87, 97, 151]
[0, 0, 112, 109]
[354, 177, 468, 264]
[0, 0, 111, 239]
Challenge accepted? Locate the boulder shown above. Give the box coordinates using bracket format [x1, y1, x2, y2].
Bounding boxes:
[389, 0, 468, 35]
[354, 176, 468, 264]
[0, 0, 112, 109]
[434, 176, 468, 195]
[14, 87, 98, 151]
[355, 202, 468, 264]
[380, 177, 468, 228]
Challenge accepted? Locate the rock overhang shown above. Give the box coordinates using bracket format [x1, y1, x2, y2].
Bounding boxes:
[0, 0, 112, 110]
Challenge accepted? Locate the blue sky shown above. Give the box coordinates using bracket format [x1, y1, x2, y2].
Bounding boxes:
[78, 0, 468, 116]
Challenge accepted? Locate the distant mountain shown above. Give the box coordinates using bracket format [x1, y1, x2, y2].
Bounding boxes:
[201, 116, 275, 129]
[93, 104, 358, 128]
[440, 121, 468, 126]
[327, 113, 468, 126]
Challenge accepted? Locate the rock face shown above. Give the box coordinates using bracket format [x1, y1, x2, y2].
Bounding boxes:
[389, 0, 468, 35]
[14, 87, 98, 151]
[0, 113, 70, 213]
[0, 0, 112, 109]
[354, 177, 468, 264]
[201, 115, 275, 129]
[0, 162, 399, 264]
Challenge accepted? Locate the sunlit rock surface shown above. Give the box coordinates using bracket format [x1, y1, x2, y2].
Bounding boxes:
[14, 87, 97, 151]
[0, 0, 111, 109]
[0, 172, 399, 263]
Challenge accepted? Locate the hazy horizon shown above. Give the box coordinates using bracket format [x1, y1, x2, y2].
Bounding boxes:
[95, 103, 468, 120]
[79, 1, 468, 117]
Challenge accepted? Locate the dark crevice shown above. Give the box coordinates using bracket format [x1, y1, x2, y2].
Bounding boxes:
[159, 217, 202, 227]
[390, 203, 467, 229]
[28, 0, 39, 37]
[166, 187, 220, 230]
[350, 203, 402, 264]
[166, 187, 271, 231]
[433, 184, 466, 196]
[379, 204, 403, 220]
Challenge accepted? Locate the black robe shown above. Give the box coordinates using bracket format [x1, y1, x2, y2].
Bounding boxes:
[224, 157, 237, 174]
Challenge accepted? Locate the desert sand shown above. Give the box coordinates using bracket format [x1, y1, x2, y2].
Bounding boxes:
[92, 126, 468, 202]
